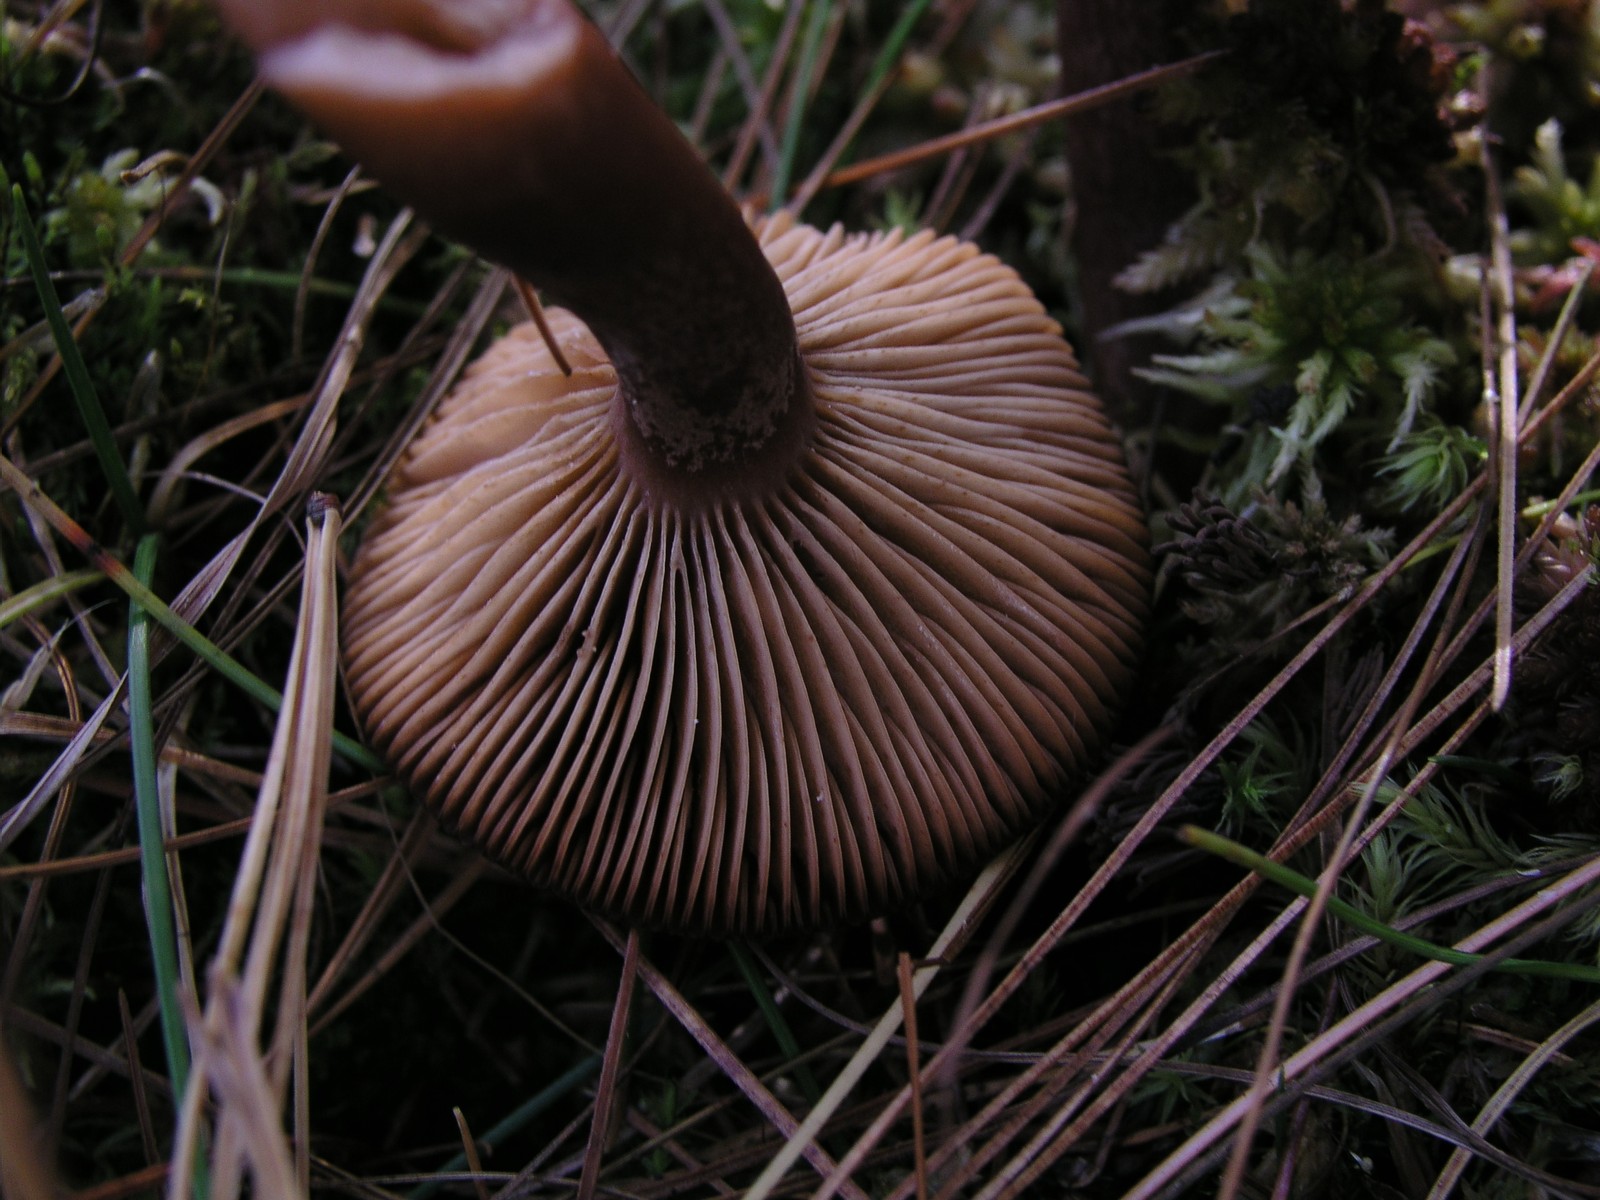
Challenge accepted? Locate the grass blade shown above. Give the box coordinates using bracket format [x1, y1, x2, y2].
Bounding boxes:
[1180, 826, 1600, 984]
[9, 184, 144, 533]
[730, 941, 821, 1104]
[769, 0, 834, 210]
[409, 1055, 603, 1200]
[0, 451, 382, 774]
[128, 533, 193, 1103]
[0, 568, 101, 634]
[858, 0, 935, 99]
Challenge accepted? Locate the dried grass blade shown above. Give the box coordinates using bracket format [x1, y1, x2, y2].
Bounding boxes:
[44, 865, 108, 1152]
[963, 901, 1310, 1200]
[513, 277, 573, 376]
[346, 268, 508, 522]
[746, 842, 1028, 1200]
[591, 917, 868, 1200]
[1393, 513, 1600, 770]
[818, 52, 1224, 192]
[702, 0, 780, 175]
[578, 930, 640, 1200]
[167, 495, 342, 1200]
[1519, 258, 1594, 425]
[1522, 341, 1600, 446]
[14, 0, 91, 59]
[306, 859, 489, 1038]
[917, 569, 1505, 1200]
[118, 82, 262, 270]
[821, 734, 1233, 1200]
[1426, 995, 1600, 1199]
[451, 1107, 491, 1200]
[292, 164, 363, 362]
[955, 725, 1179, 1039]
[146, 396, 309, 526]
[0, 628, 86, 1006]
[410, 1056, 602, 1200]
[1482, 142, 1520, 712]
[4, 1005, 169, 1103]
[846, 450, 1509, 1193]
[1214, 526, 1489, 1200]
[1282, 500, 1487, 847]
[689, 51, 729, 143]
[0, 803, 290, 883]
[0, 451, 380, 774]
[191, 977, 299, 1200]
[151, 211, 423, 701]
[1518, 403, 1600, 572]
[897, 953, 927, 1200]
[1220, 555, 1600, 1190]
[305, 810, 435, 1017]
[237, 213, 425, 519]
[1136, 866, 1600, 1200]
[603, 0, 651, 44]
[118, 990, 160, 1167]
[1123, 572, 1600, 1200]
[0, 668, 125, 856]
[975, 972, 1196, 1200]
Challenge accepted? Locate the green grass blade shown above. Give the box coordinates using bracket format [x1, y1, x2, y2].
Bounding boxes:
[858, 0, 936, 99]
[128, 534, 193, 1100]
[1522, 488, 1600, 519]
[10, 184, 145, 534]
[113, 556, 381, 772]
[770, 0, 834, 211]
[129, 535, 217, 1200]
[125, 565, 382, 773]
[0, 568, 102, 633]
[730, 942, 822, 1104]
[1181, 825, 1600, 984]
[0, 454, 383, 773]
[408, 1054, 602, 1200]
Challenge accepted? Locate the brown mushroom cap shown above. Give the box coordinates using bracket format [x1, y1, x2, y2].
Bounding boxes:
[219, 0, 1151, 932]
[343, 212, 1148, 933]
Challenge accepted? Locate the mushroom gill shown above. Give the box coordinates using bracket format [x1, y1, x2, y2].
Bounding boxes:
[224, 0, 1151, 933]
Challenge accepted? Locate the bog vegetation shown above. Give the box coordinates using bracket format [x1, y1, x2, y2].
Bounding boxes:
[4, 0, 1600, 1196]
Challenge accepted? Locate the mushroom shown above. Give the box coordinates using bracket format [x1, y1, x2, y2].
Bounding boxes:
[221, 0, 1151, 933]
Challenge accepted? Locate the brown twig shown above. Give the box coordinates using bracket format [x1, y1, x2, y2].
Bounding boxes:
[591, 917, 871, 1200]
[818, 52, 1224, 191]
[897, 953, 928, 1200]
[452, 1106, 492, 1200]
[578, 929, 640, 1200]
[513, 277, 574, 377]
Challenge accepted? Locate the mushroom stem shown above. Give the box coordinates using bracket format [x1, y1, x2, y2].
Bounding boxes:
[221, 0, 810, 486]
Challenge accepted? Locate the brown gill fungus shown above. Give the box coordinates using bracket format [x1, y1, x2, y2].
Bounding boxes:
[221, 0, 1151, 934]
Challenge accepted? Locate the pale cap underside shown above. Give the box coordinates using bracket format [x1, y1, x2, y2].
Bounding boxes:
[342, 214, 1149, 933]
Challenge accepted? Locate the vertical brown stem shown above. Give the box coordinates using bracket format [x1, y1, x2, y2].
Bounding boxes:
[1057, 0, 1194, 431]
[221, 0, 808, 477]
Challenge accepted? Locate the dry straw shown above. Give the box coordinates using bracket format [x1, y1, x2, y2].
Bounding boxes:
[167, 497, 341, 1200]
